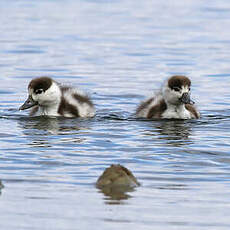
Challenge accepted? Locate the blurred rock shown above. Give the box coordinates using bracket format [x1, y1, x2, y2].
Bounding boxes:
[96, 164, 140, 202]
[96, 164, 140, 188]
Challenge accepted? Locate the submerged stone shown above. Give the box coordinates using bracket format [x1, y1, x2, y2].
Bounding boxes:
[96, 164, 140, 188]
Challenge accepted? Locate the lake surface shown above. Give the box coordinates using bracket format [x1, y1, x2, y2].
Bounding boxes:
[0, 0, 230, 229]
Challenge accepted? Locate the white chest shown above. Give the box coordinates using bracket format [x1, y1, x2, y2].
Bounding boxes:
[36, 104, 60, 117]
[162, 105, 192, 119]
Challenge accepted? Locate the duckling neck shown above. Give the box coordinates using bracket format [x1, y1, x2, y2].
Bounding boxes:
[167, 102, 185, 113]
[163, 101, 189, 119]
[39, 100, 61, 116]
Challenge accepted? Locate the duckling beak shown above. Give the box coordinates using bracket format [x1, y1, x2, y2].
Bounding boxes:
[180, 93, 195, 105]
[19, 95, 38, 110]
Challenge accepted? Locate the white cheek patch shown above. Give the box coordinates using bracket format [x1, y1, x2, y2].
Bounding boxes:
[28, 88, 33, 95]
[28, 89, 37, 101]
[31, 93, 39, 102]
[167, 85, 190, 101]
[33, 83, 62, 106]
[163, 87, 180, 104]
[181, 86, 190, 94]
[31, 92, 47, 104]
[45, 83, 61, 101]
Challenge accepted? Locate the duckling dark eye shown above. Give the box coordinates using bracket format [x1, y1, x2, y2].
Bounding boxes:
[35, 89, 43, 94]
[189, 87, 191, 91]
[172, 87, 181, 92]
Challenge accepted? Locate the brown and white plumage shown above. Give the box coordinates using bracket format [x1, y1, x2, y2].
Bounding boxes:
[19, 77, 95, 118]
[136, 75, 200, 119]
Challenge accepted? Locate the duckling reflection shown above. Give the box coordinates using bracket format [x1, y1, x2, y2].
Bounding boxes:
[145, 119, 193, 146]
[96, 164, 140, 202]
[18, 116, 91, 134]
[19, 116, 60, 134]
[0, 180, 4, 195]
[17, 116, 90, 147]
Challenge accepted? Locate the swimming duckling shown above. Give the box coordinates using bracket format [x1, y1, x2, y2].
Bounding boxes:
[136, 75, 200, 119]
[19, 76, 95, 117]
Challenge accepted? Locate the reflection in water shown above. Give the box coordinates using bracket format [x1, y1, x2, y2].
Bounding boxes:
[17, 116, 92, 147]
[144, 119, 194, 146]
[157, 183, 188, 190]
[98, 185, 135, 204]
[0, 181, 4, 196]
[157, 120, 193, 143]
[18, 116, 74, 134]
[1, 0, 230, 228]
[22, 117, 60, 134]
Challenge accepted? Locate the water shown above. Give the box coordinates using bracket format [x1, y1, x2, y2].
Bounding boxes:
[0, 0, 230, 229]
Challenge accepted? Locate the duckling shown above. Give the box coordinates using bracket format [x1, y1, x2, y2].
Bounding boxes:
[136, 75, 200, 119]
[19, 76, 95, 117]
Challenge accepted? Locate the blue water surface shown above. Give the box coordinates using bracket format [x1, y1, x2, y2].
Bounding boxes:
[0, 0, 230, 229]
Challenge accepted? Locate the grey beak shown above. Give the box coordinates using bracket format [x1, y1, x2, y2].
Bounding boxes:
[180, 93, 195, 105]
[19, 95, 38, 110]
